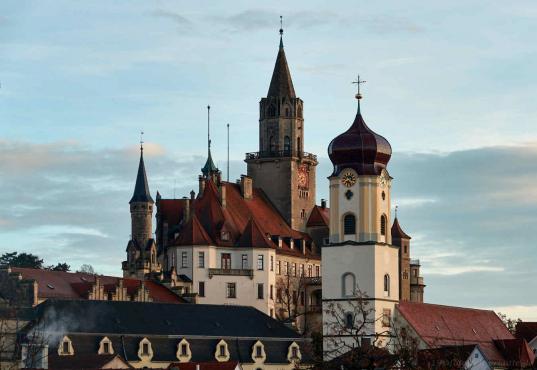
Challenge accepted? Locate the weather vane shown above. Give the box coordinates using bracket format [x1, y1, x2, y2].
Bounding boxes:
[395, 205, 398, 218]
[280, 16, 283, 36]
[140, 130, 144, 151]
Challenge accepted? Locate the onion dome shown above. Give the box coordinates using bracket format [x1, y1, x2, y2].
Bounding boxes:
[328, 92, 392, 176]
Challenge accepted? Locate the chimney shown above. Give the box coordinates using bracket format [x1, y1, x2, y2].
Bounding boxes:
[220, 185, 227, 208]
[198, 176, 206, 197]
[240, 175, 253, 200]
[190, 190, 195, 201]
[184, 199, 191, 222]
[321, 199, 327, 208]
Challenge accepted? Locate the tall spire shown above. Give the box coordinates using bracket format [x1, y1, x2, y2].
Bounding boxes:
[201, 105, 218, 177]
[267, 16, 295, 98]
[130, 133, 154, 204]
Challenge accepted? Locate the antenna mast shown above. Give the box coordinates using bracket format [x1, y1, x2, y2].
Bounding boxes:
[227, 123, 230, 182]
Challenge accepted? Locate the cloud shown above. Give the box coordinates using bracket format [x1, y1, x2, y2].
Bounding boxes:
[151, 10, 191, 28]
[1, 140, 536, 312]
[492, 305, 537, 321]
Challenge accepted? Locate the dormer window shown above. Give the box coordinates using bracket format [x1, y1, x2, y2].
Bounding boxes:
[98, 337, 114, 355]
[251, 340, 266, 363]
[287, 342, 301, 362]
[58, 336, 74, 356]
[138, 338, 153, 360]
[214, 339, 230, 362]
[221, 231, 230, 241]
[176, 338, 191, 362]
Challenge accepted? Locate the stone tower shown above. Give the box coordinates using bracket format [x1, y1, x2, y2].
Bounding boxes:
[392, 216, 411, 301]
[245, 27, 317, 231]
[122, 145, 160, 279]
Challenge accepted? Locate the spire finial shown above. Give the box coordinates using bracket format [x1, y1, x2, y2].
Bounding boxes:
[140, 130, 144, 152]
[395, 205, 398, 219]
[279, 16, 284, 49]
[207, 105, 211, 153]
[352, 74, 366, 113]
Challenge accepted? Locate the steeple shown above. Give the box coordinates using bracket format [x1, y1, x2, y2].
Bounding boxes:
[201, 105, 219, 177]
[130, 142, 154, 204]
[267, 17, 295, 98]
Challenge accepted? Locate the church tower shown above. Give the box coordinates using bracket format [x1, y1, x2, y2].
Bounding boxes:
[122, 142, 161, 279]
[245, 22, 317, 231]
[322, 81, 399, 358]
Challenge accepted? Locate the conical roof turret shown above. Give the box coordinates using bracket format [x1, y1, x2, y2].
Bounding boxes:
[130, 147, 154, 204]
[267, 26, 295, 98]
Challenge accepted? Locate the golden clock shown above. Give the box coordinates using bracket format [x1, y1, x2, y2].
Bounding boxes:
[297, 165, 309, 188]
[341, 171, 357, 187]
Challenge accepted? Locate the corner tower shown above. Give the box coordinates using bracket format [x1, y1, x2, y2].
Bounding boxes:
[123, 141, 160, 279]
[245, 24, 317, 231]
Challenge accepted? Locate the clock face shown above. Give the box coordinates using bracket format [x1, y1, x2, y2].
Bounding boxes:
[297, 165, 309, 188]
[341, 171, 357, 187]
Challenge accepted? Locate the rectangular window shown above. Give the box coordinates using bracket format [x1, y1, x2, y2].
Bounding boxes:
[103, 342, 109, 354]
[257, 255, 264, 270]
[198, 281, 205, 297]
[300, 264, 304, 277]
[198, 252, 205, 268]
[255, 345, 262, 358]
[221, 253, 231, 270]
[292, 290, 297, 305]
[292, 263, 297, 277]
[142, 343, 149, 355]
[276, 261, 281, 275]
[181, 251, 187, 268]
[270, 255, 274, 271]
[291, 347, 298, 358]
[219, 344, 226, 357]
[316, 265, 320, 277]
[242, 254, 248, 269]
[226, 282, 236, 298]
[181, 343, 187, 356]
[276, 288, 282, 303]
[308, 264, 312, 277]
[284, 261, 289, 276]
[257, 283, 264, 299]
[270, 284, 274, 300]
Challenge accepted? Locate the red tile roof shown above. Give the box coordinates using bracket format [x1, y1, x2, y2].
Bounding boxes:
[158, 199, 188, 226]
[493, 338, 535, 367]
[11, 267, 183, 304]
[168, 362, 240, 370]
[516, 322, 537, 343]
[168, 180, 319, 260]
[237, 217, 276, 249]
[397, 302, 514, 363]
[306, 205, 329, 227]
[175, 214, 213, 246]
[391, 217, 411, 239]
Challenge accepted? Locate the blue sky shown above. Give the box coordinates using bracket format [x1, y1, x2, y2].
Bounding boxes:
[1, 1, 537, 319]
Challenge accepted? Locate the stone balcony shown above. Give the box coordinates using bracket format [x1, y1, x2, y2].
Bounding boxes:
[208, 268, 254, 279]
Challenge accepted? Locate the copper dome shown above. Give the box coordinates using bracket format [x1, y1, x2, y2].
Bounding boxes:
[328, 110, 392, 176]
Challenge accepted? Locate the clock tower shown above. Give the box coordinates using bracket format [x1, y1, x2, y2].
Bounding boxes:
[322, 82, 399, 358]
[245, 24, 317, 231]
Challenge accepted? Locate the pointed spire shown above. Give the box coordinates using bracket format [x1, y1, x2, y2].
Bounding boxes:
[201, 105, 219, 177]
[130, 137, 154, 204]
[267, 17, 295, 98]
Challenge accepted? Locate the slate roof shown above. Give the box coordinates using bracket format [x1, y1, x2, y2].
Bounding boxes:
[168, 362, 240, 370]
[397, 302, 516, 364]
[267, 37, 295, 98]
[391, 217, 411, 240]
[33, 299, 302, 338]
[130, 149, 154, 204]
[11, 267, 183, 303]
[46, 353, 132, 370]
[163, 180, 319, 260]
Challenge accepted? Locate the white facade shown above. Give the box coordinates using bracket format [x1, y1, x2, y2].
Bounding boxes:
[168, 245, 321, 317]
[323, 167, 399, 359]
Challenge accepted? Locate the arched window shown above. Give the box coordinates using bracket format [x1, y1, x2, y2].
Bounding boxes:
[380, 214, 387, 236]
[269, 136, 276, 153]
[285, 107, 290, 117]
[284, 136, 291, 154]
[344, 214, 356, 235]
[342, 272, 356, 297]
[268, 105, 276, 117]
[345, 312, 354, 329]
[297, 137, 302, 154]
[384, 274, 390, 296]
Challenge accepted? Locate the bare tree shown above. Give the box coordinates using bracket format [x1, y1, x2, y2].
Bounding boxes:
[275, 273, 307, 324]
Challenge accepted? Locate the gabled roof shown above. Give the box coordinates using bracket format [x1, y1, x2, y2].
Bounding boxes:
[391, 217, 411, 240]
[493, 338, 535, 367]
[33, 299, 303, 339]
[417, 344, 478, 369]
[237, 218, 276, 249]
[47, 353, 132, 370]
[397, 302, 514, 363]
[306, 205, 329, 227]
[10, 267, 183, 303]
[175, 214, 213, 246]
[267, 38, 295, 98]
[130, 149, 154, 204]
[516, 322, 537, 343]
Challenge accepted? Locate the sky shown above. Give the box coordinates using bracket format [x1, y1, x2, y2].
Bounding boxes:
[1, 1, 537, 320]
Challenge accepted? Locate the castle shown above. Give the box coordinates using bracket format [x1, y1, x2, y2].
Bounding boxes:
[121, 25, 425, 335]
